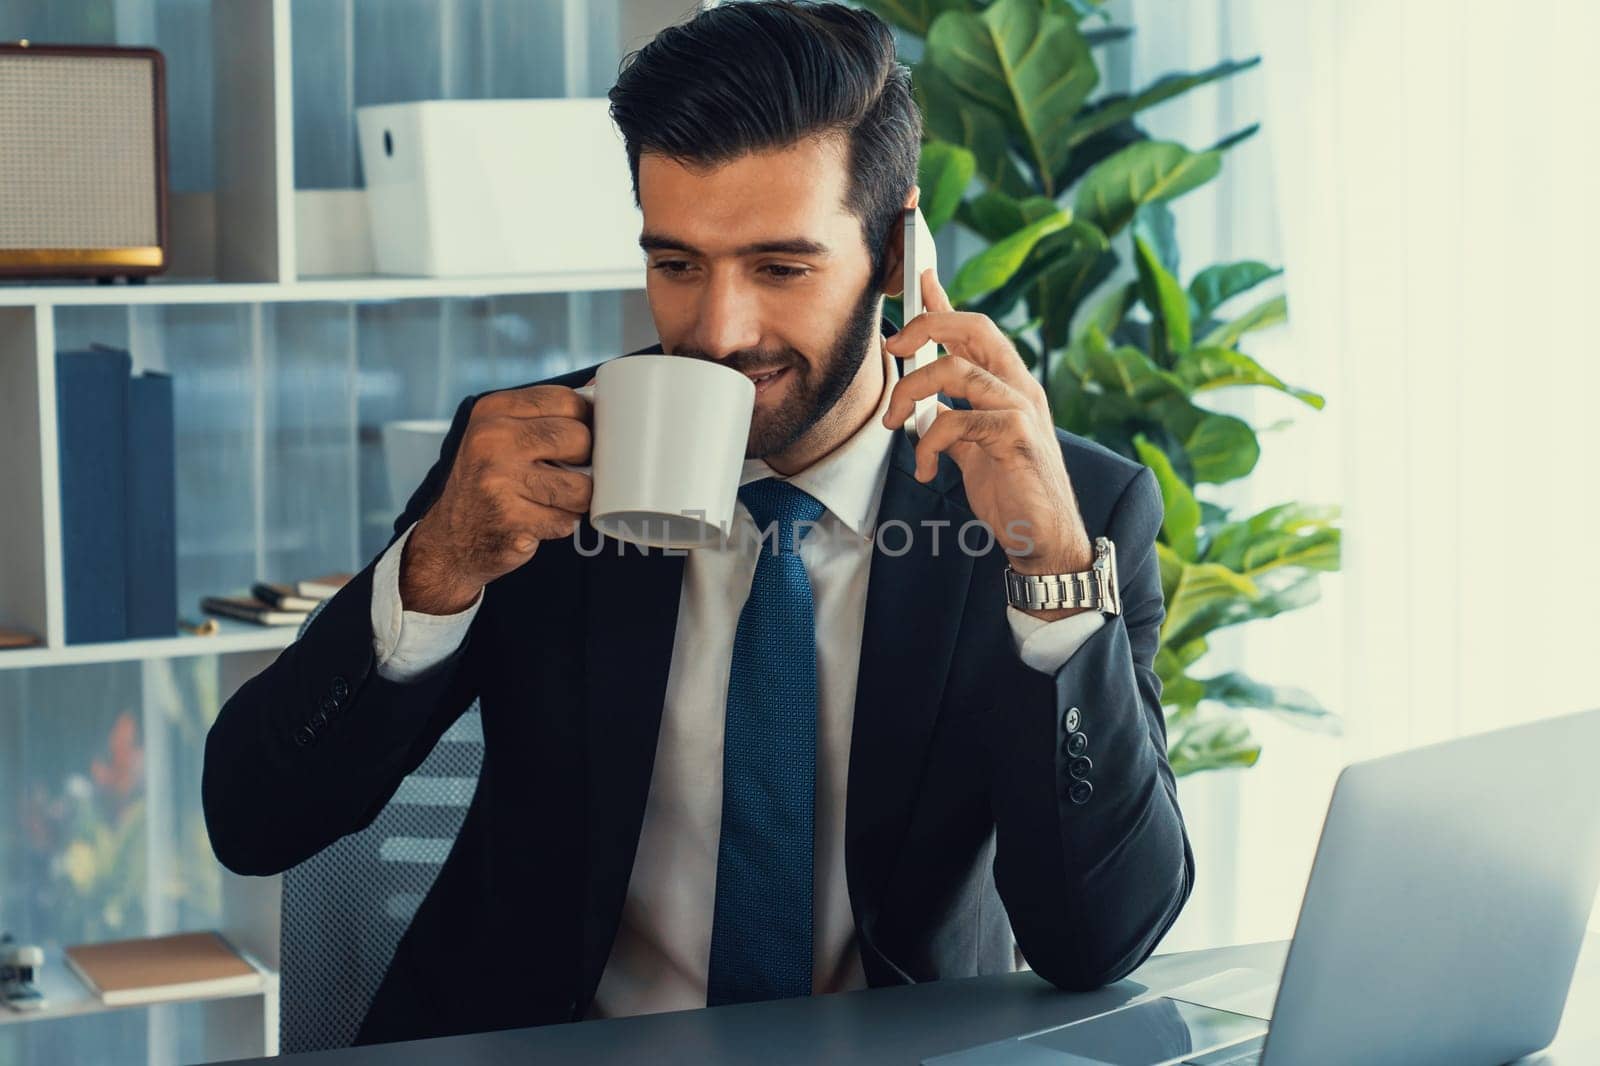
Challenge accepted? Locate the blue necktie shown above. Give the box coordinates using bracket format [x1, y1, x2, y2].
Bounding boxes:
[706, 478, 827, 1006]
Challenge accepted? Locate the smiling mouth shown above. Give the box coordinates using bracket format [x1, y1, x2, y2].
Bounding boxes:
[745, 366, 790, 394]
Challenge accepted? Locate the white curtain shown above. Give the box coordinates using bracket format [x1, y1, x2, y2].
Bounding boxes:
[1105, 0, 1600, 951]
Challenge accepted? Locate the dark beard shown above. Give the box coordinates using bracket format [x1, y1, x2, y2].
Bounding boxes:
[671, 277, 882, 459]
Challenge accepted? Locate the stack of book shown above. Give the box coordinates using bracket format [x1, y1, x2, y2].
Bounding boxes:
[56, 345, 177, 644]
[201, 572, 352, 627]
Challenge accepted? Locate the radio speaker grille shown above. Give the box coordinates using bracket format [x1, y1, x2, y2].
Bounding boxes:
[0, 53, 159, 249]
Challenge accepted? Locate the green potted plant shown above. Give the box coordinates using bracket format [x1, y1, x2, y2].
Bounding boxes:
[860, 0, 1342, 774]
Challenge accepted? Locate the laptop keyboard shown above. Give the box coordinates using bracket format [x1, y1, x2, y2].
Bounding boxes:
[1181, 1034, 1267, 1065]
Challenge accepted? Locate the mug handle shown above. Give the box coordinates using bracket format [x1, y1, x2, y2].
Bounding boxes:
[553, 382, 596, 475]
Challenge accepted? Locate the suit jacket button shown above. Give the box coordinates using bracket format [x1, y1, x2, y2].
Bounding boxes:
[330, 676, 350, 702]
[1063, 731, 1088, 758]
[1069, 755, 1093, 780]
[1064, 707, 1081, 732]
[319, 693, 339, 716]
[294, 724, 317, 747]
[1068, 780, 1094, 805]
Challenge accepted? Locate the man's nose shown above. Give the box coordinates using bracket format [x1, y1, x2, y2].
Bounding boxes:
[686, 270, 763, 361]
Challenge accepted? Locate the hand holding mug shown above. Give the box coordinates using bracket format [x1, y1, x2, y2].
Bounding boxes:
[402, 383, 595, 613]
[402, 354, 755, 613]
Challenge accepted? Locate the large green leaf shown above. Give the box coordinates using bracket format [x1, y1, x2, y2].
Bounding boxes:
[1074, 328, 1189, 402]
[974, 218, 1107, 324]
[1200, 293, 1288, 348]
[1174, 347, 1324, 409]
[1162, 559, 1259, 648]
[1133, 201, 1179, 276]
[946, 209, 1073, 305]
[1155, 542, 1183, 605]
[1030, 234, 1115, 350]
[856, 0, 972, 36]
[1168, 569, 1323, 648]
[1147, 394, 1260, 484]
[1133, 433, 1199, 561]
[957, 189, 1060, 243]
[1075, 140, 1223, 236]
[1200, 671, 1341, 733]
[1063, 58, 1261, 149]
[1202, 502, 1342, 572]
[1237, 528, 1341, 577]
[914, 61, 1032, 198]
[917, 140, 977, 234]
[1168, 716, 1261, 775]
[1188, 260, 1281, 318]
[926, 0, 1098, 196]
[1133, 233, 1192, 364]
[1161, 671, 1205, 710]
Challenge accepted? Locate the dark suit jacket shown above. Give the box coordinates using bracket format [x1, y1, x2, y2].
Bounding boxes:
[202, 325, 1194, 1047]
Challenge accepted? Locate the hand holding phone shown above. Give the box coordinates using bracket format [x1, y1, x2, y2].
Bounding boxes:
[900, 205, 940, 442]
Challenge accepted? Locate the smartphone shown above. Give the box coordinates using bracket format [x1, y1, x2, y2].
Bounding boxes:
[900, 204, 940, 441]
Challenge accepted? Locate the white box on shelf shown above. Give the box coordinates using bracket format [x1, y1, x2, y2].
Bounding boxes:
[295, 189, 375, 277]
[355, 98, 643, 278]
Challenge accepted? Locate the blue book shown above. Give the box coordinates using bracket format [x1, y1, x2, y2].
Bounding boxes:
[56, 348, 131, 644]
[126, 371, 177, 638]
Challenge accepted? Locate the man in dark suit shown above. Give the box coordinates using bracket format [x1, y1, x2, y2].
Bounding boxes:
[202, 0, 1192, 1046]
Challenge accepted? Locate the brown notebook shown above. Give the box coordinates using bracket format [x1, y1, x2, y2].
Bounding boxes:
[0, 626, 42, 649]
[63, 931, 260, 1006]
[295, 572, 353, 599]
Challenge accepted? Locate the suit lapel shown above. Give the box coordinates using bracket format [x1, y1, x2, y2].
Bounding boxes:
[845, 431, 977, 941]
[580, 532, 685, 991]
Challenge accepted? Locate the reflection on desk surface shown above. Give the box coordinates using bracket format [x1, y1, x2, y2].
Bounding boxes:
[925, 995, 1269, 1066]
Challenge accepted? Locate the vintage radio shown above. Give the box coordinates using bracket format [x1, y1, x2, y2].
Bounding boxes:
[0, 40, 168, 282]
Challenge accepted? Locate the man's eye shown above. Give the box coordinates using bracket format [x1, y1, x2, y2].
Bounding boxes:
[649, 261, 810, 281]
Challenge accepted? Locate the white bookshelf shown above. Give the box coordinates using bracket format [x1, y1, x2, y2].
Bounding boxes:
[0, 619, 298, 672]
[0, 1, 688, 1062]
[0, 269, 647, 309]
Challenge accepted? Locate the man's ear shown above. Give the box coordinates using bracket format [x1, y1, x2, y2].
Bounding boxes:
[879, 221, 906, 297]
[877, 185, 921, 296]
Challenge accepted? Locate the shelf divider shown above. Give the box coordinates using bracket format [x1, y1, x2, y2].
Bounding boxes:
[0, 307, 61, 649]
[213, 0, 297, 284]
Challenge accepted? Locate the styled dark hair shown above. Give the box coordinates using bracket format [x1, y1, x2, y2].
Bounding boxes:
[608, 0, 922, 287]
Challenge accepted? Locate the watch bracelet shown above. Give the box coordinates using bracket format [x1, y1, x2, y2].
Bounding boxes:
[1003, 567, 1105, 610]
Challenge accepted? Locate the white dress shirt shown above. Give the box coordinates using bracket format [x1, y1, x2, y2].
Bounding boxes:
[368, 344, 1106, 1017]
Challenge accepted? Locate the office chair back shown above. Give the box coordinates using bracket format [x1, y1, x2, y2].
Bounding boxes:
[278, 598, 484, 1053]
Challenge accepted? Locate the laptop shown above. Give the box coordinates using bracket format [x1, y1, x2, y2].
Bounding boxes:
[927, 707, 1600, 1066]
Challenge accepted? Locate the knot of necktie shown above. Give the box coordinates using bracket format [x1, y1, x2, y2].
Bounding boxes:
[738, 478, 825, 555]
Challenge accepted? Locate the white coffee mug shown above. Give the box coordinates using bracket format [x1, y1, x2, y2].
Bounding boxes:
[561, 355, 755, 548]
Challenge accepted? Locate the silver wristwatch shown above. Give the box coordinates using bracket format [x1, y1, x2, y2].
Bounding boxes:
[1003, 536, 1121, 615]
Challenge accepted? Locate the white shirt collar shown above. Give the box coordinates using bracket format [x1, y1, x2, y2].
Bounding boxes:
[737, 339, 897, 540]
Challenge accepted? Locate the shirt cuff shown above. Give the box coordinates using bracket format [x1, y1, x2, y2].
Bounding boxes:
[372, 521, 484, 682]
[1005, 605, 1108, 675]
